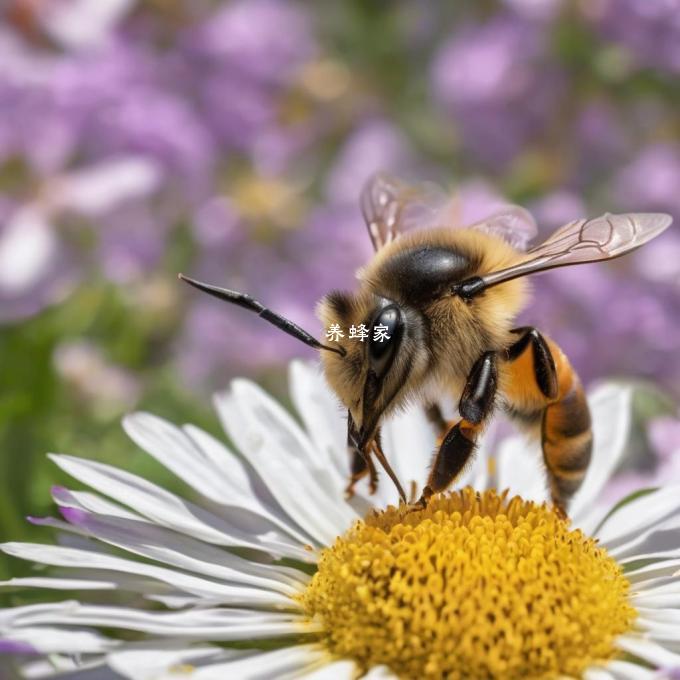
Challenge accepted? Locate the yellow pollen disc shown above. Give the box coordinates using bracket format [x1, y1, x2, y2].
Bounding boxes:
[300, 488, 636, 679]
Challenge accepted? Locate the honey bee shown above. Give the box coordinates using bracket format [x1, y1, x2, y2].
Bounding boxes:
[180, 173, 672, 515]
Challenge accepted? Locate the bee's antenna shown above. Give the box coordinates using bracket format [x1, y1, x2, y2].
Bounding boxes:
[178, 274, 346, 357]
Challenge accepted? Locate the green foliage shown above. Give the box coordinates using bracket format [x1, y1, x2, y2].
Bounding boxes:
[0, 282, 222, 602]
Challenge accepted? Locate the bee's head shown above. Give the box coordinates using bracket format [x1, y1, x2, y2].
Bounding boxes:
[177, 274, 430, 451]
[316, 289, 431, 448]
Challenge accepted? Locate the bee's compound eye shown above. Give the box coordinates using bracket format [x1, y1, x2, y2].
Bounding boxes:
[368, 305, 402, 376]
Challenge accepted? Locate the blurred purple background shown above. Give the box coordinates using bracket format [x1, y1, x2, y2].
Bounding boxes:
[0, 0, 679, 544]
[3, 0, 679, 392]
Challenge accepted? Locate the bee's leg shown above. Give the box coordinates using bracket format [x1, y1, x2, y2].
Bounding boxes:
[370, 430, 408, 504]
[418, 351, 498, 506]
[345, 411, 378, 498]
[504, 327, 592, 517]
[345, 445, 378, 498]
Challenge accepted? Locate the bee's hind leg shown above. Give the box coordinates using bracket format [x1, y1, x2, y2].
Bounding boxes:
[417, 351, 498, 507]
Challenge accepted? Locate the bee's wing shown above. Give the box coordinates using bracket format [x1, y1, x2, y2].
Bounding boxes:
[467, 205, 538, 251]
[361, 172, 539, 252]
[360, 172, 449, 250]
[480, 212, 673, 288]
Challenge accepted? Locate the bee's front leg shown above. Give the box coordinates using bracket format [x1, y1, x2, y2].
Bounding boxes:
[417, 351, 498, 507]
[345, 444, 378, 498]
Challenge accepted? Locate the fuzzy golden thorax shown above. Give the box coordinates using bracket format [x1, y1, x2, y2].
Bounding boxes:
[316, 228, 529, 429]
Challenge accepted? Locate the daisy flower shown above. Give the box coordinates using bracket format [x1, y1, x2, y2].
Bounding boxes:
[1, 360, 680, 679]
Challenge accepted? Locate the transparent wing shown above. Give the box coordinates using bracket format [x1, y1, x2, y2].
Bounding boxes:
[480, 212, 673, 287]
[360, 172, 449, 251]
[361, 172, 539, 252]
[467, 205, 538, 251]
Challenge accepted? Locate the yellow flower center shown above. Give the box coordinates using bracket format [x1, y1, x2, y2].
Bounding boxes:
[301, 488, 636, 679]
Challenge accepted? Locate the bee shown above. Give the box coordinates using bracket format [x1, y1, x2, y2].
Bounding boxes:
[180, 173, 672, 515]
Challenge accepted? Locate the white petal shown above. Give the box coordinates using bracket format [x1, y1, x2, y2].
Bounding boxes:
[380, 404, 434, 506]
[583, 669, 616, 680]
[40, 0, 136, 51]
[625, 558, 680, 584]
[145, 595, 205, 609]
[1, 570, 181, 601]
[181, 424, 254, 489]
[4, 602, 314, 639]
[496, 434, 549, 504]
[0, 578, 117, 591]
[190, 645, 325, 679]
[0, 543, 295, 608]
[23, 660, 113, 679]
[636, 607, 680, 625]
[183, 424, 320, 543]
[216, 383, 355, 544]
[48, 157, 161, 216]
[48, 454, 310, 561]
[123, 412, 235, 504]
[0, 206, 57, 294]
[570, 384, 633, 523]
[17, 657, 107, 679]
[107, 646, 227, 680]
[616, 635, 680, 667]
[594, 486, 680, 548]
[232, 379, 342, 493]
[0, 601, 81, 628]
[52, 485, 140, 520]
[620, 549, 680, 564]
[126, 413, 311, 546]
[0, 627, 118, 654]
[288, 360, 348, 480]
[57, 508, 308, 594]
[635, 618, 680, 641]
[609, 512, 680, 560]
[295, 660, 358, 680]
[601, 660, 655, 680]
[362, 667, 400, 680]
[632, 581, 680, 608]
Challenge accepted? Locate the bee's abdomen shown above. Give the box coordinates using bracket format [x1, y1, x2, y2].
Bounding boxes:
[501, 327, 593, 514]
[542, 380, 593, 501]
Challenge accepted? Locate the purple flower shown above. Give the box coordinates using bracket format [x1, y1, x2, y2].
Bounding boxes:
[529, 190, 586, 229]
[193, 0, 314, 83]
[53, 340, 142, 415]
[591, 0, 680, 73]
[614, 143, 680, 218]
[176, 298, 316, 389]
[0, 639, 36, 655]
[324, 120, 417, 205]
[0, 205, 78, 322]
[430, 14, 561, 165]
[502, 0, 564, 21]
[35, 0, 137, 52]
[649, 415, 680, 462]
[573, 101, 628, 181]
[186, 0, 315, 153]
